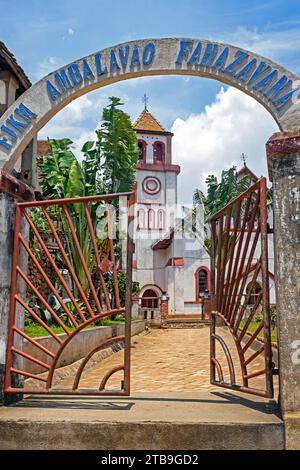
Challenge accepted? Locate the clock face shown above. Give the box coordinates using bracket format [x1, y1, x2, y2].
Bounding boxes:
[142, 176, 161, 195]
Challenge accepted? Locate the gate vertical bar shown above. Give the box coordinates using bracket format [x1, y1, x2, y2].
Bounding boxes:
[210, 219, 217, 384]
[123, 192, 135, 395]
[208, 179, 274, 397]
[260, 178, 273, 398]
[4, 205, 22, 393]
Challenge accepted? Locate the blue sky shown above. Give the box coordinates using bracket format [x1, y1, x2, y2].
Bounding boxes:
[1, 0, 300, 202]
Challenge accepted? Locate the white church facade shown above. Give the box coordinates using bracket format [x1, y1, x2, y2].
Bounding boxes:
[131, 106, 276, 324]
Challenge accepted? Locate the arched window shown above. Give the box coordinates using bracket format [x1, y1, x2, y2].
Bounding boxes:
[141, 289, 159, 308]
[246, 281, 262, 306]
[198, 270, 207, 295]
[138, 140, 146, 162]
[153, 141, 165, 163]
[195, 266, 210, 300]
[138, 209, 146, 229]
[157, 209, 165, 230]
[148, 209, 155, 229]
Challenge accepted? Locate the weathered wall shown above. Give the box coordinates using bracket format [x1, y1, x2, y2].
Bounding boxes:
[0, 194, 15, 402]
[267, 132, 300, 449]
[272, 154, 300, 413]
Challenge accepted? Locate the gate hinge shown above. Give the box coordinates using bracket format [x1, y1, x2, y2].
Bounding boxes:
[272, 368, 279, 376]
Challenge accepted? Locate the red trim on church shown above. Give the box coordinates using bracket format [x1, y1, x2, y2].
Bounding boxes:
[138, 139, 147, 163]
[195, 266, 211, 300]
[165, 257, 184, 267]
[153, 140, 165, 163]
[137, 161, 181, 174]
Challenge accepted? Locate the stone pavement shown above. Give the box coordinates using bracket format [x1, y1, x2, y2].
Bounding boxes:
[59, 326, 278, 395]
[0, 327, 282, 450]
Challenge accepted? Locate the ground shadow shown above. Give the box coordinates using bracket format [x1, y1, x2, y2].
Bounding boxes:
[9, 390, 280, 416]
[11, 396, 134, 411]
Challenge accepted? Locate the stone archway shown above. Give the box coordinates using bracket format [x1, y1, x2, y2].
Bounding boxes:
[0, 37, 300, 170]
[0, 38, 299, 447]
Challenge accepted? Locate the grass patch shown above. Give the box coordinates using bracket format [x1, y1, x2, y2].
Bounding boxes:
[239, 320, 277, 344]
[24, 317, 141, 338]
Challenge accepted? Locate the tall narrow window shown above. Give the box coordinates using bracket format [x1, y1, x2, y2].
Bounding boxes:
[196, 266, 210, 300]
[156, 143, 163, 161]
[198, 270, 207, 295]
[153, 141, 165, 163]
[138, 209, 146, 229]
[148, 209, 155, 229]
[138, 140, 146, 162]
[157, 209, 165, 230]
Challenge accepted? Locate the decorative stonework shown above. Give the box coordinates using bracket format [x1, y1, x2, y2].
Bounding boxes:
[266, 132, 300, 180]
[142, 176, 161, 195]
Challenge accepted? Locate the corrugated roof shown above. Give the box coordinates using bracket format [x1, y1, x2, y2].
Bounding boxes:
[0, 41, 31, 90]
[133, 107, 166, 132]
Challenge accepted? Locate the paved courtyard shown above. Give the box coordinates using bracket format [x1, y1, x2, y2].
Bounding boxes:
[59, 326, 277, 395]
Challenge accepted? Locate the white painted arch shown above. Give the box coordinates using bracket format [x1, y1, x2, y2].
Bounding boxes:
[0, 37, 300, 171]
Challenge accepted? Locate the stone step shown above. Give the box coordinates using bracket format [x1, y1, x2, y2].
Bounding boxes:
[168, 314, 202, 320]
[0, 391, 284, 450]
[164, 320, 210, 329]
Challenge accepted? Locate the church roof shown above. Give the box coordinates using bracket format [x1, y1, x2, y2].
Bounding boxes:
[236, 164, 258, 182]
[133, 107, 166, 132]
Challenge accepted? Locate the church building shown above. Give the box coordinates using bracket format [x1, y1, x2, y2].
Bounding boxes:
[131, 106, 276, 325]
[132, 105, 210, 324]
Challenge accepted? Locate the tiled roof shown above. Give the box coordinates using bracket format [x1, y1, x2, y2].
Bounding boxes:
[133, 107, 166, 132]
[37, 140, 51, 156]
[0, 41, 31, 90]
[236, 165, 258, 182]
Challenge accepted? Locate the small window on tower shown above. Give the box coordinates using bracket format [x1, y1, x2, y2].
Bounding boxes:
[138, 140, 146, 162]
[156, 143, 163, 161]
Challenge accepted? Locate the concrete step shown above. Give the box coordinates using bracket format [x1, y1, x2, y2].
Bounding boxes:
[0, 391, 284, 450]
[164, 321, 210, 329]
[168, 314, 202, 320]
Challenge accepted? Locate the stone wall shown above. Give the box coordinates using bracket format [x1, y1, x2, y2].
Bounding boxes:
[23, 320, 146, 374]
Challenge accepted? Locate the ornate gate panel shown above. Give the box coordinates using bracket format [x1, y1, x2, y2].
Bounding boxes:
[5, 192, 134, 396]
[209, 178, 274, 398]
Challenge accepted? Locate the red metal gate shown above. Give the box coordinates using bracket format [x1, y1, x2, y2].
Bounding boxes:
[5, 192, 134, 396]
[209, 178, 274, 398]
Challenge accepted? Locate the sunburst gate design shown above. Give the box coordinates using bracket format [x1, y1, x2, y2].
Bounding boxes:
[5, 192, 135, 396]
[209, 178, 274, 398]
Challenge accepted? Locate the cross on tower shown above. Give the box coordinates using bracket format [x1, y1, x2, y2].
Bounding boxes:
[241, 153, 247, 166]
[142, 93, 149, 110]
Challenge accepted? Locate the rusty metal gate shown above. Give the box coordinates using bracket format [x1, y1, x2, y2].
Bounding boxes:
[209, 178, 275, 398]
[5, 192, 134, 396]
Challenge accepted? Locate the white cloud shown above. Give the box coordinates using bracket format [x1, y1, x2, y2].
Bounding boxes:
[171, 87, 278, 205]
[34, 56, 63, 81]
[68, 28, 75, 36]
[221, 25, 300, 61]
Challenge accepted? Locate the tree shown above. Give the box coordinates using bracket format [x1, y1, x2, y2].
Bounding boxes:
[191, 167, 253, 254]
[37, 97, 138, 295]
[193, 167, 252, 219]
[100, 96, 138, 193]
[192, 166, 273, 256]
